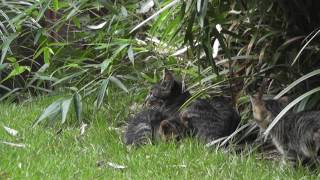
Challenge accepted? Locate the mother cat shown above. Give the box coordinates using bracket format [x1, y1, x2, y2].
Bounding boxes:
[124, 69, 240, 145]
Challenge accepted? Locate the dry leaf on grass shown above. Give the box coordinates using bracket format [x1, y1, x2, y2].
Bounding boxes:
[3, 126, 18, 137]
[80, 122, 88, 136]
[1, 141, 26, 148]
[137, 0, 154, 14]
[107, 162, 127, 169]
[96, 161, 127, 169]
[87, 22, 107, 30]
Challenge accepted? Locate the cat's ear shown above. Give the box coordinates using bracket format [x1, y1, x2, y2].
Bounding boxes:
[160, 120, 174, 135]
[249, 94, 261, 103]
[162, 68, 174, 82]
[160, 120, 170, 132]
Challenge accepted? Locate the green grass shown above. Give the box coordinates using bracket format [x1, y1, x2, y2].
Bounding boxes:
[0, 92, 319, 179]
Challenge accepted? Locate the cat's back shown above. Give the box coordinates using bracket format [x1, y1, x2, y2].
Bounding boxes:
[276, 110, 320, 131]
[124, 109, 166, 145]
[181, 97, 240, 142]
[290, 111, 320, 134]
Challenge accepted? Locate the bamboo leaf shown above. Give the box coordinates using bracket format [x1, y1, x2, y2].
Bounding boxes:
[61, 98, 72, 124]
[73, 92, 82, 122]
[0, 10, 16, 32]
[109, 76, 128, 93]
[0, 65, 31, 84]
[33, 99, 63, 127]
[100, 59, 112, 74]
[51, 70, 87, 87]
[96, 79, 110, 109]
[1, 33, 18, 64]
[291, 29, 320, 65]
[34, 47, 45, 60]
[53, 0, 59, 11]
[277, 36, 304, 51]
[197, 0, 202, 12]
[274, 69, 320, 99]
[127, 46, 134, 65]
[199, 0, 208, 28]
[44, 47, 54, 64]
[180, 79, 229, 110]
[130, 0, 181, 33]
[0, 88, 21, 101]
[66, 5, 79, 20]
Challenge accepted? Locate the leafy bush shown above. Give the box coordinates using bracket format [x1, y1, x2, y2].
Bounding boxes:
[1, 0, 320, 129]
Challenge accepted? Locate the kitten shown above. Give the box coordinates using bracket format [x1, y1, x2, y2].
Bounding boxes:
[124, 109, 167, 146]
[158, 115, 189, 142]
[145, 69, 191, 114]
[124, 70, 189, 146]
[180, 98, 241, 143]
[249, 89, 320, 166]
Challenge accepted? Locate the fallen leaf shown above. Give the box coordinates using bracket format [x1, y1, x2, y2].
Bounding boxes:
[3, 126, 18, 137]
[1, 141, 26, 148]
[87, 21, 107, 30]
[212, 24, 222, 58]
[137, 0, 154, 14]
[80, 122, 88, 136]
[171, 164, 187, 168]
[107, 162, 127, 169]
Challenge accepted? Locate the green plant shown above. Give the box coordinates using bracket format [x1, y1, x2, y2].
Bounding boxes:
[2, 0, 320, 131]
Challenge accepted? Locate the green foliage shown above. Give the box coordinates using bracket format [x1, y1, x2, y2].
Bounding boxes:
[1, 0, 320, 127]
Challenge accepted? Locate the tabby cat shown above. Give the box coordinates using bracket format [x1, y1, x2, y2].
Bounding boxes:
[125, 69, 241, 146]
[180, 97, 240, 143]
[158, 115, 189, 141]
[249, 88, 320, 166]
[124, 69, 190, 145]
[124, 108, 167, 146]
[145, 69, 191, 114]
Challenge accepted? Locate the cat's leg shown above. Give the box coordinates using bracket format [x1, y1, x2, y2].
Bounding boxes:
[281, 150, 299, 169]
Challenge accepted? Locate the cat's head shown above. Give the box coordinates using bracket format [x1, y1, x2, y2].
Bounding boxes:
[145, 69, 184, 109]
[179, 109, 200, 129]
[249, 93, 289, 129]
[158, 117, 186, 141]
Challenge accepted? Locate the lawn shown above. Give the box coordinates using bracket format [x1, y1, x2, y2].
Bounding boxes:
[0, 91, 319, 179]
